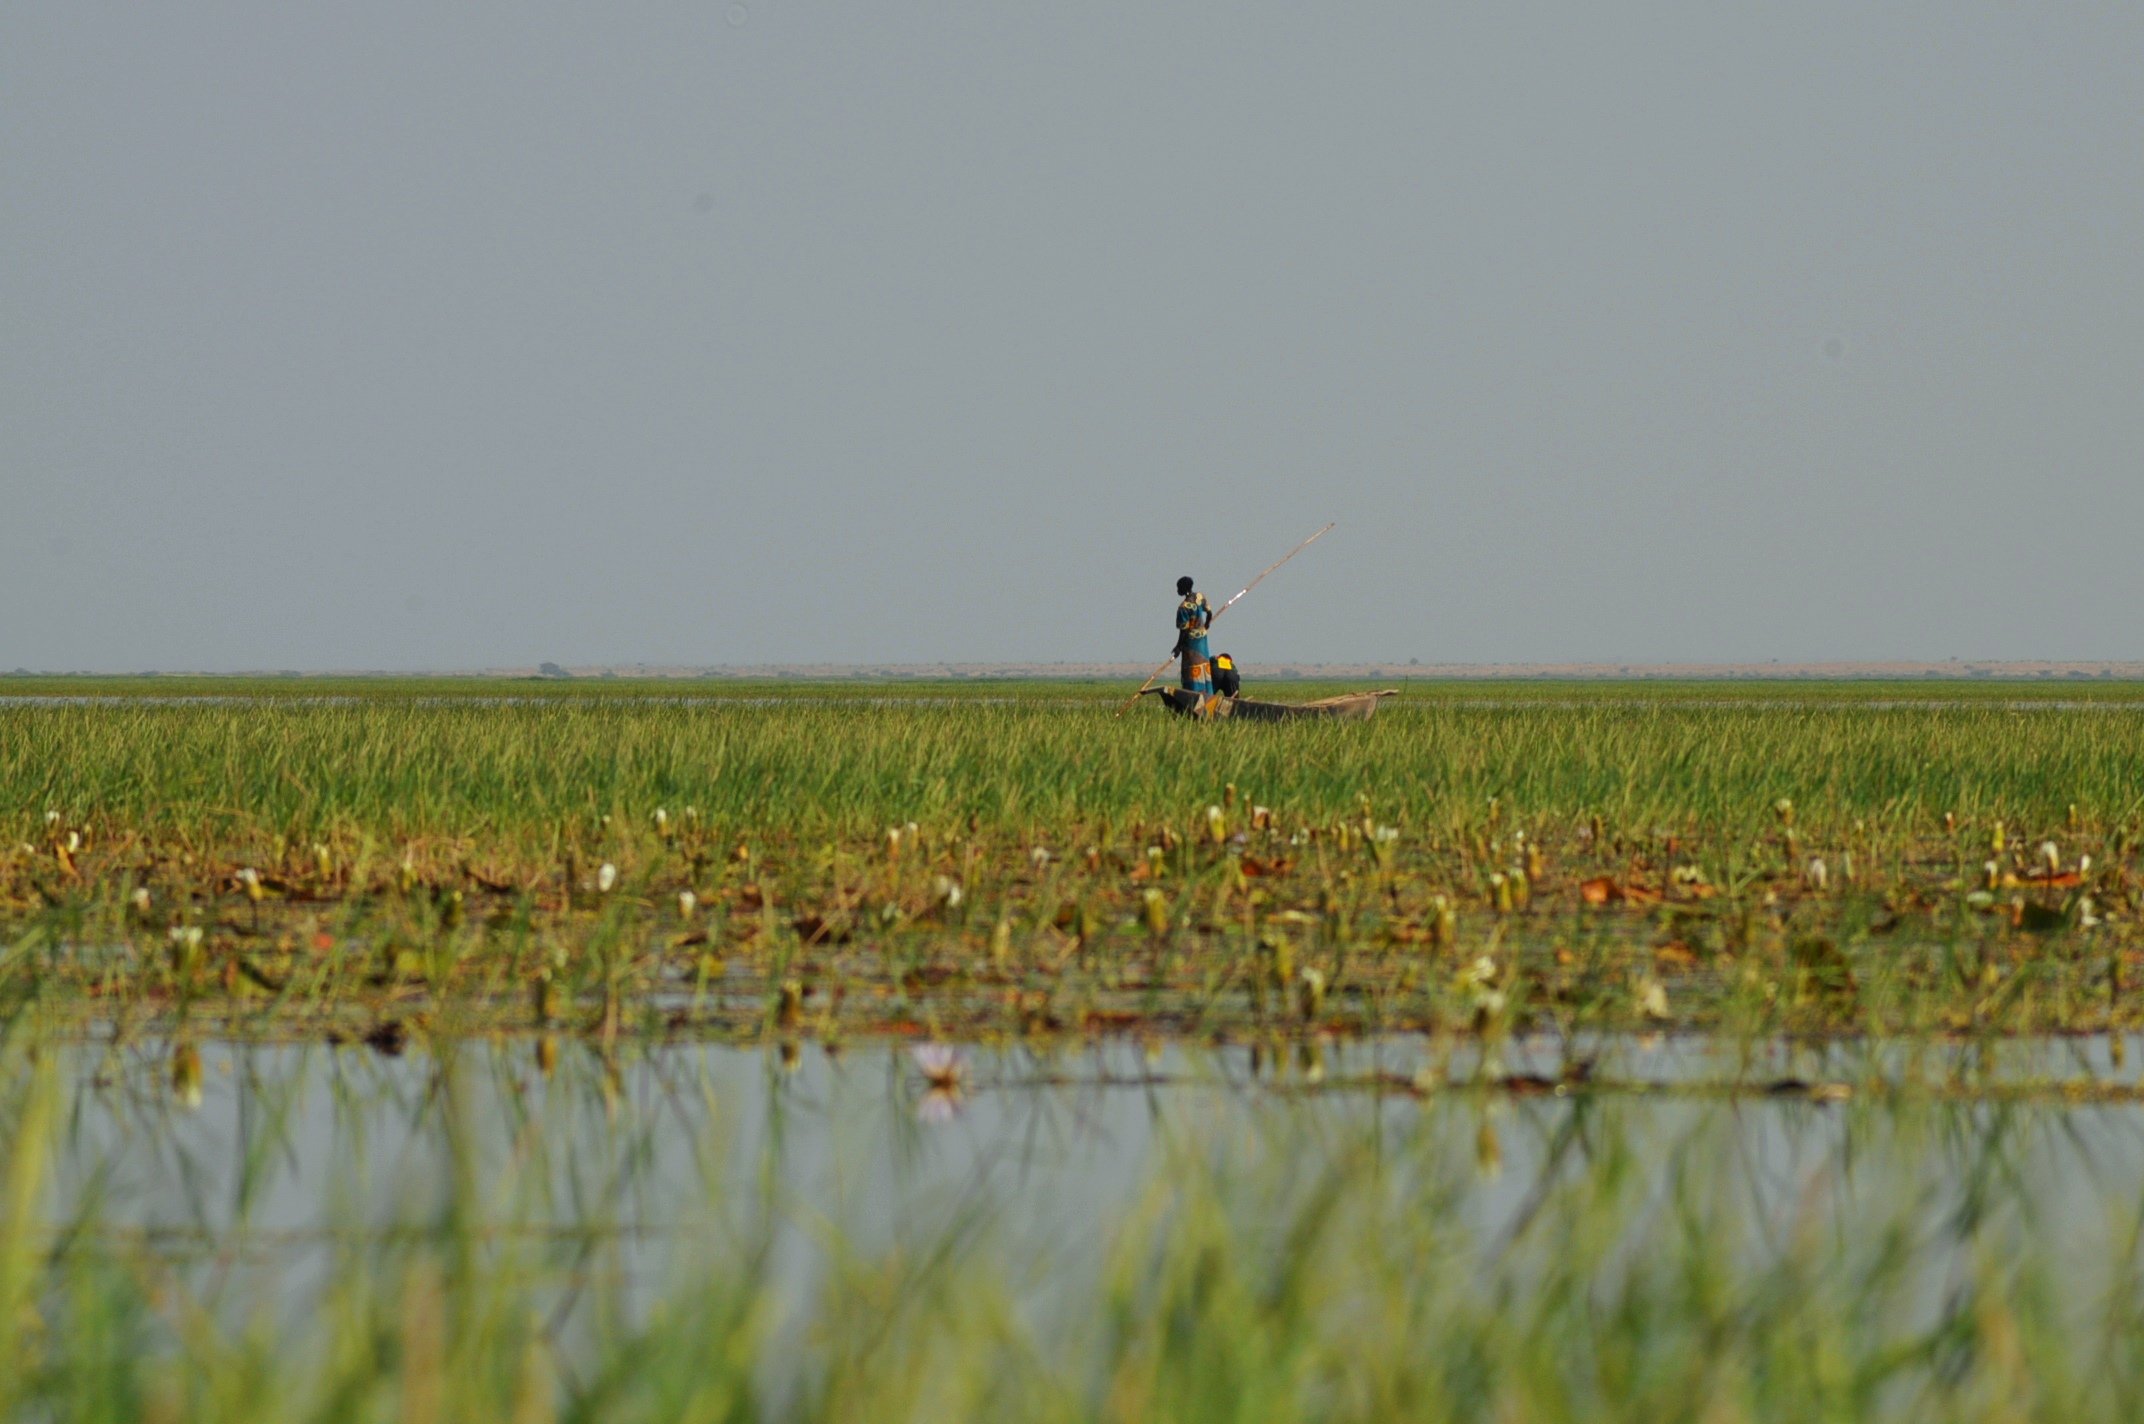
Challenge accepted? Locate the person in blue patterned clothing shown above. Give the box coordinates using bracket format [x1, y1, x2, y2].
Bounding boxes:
[1172, 575, 1214, 698]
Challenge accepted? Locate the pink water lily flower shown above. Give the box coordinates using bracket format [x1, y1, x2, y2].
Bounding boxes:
[911, 1044, 968, 1123]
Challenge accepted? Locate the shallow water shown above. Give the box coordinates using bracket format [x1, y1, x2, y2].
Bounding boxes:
[41, 1034, 2144, 1257]
[8, 693, 2144, 712]
[0, 694, 1056, 709]
[19, 1030, 2144, 1413]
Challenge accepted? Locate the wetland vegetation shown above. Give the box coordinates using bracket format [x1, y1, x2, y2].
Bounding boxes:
[8, 678, 2144, 1420]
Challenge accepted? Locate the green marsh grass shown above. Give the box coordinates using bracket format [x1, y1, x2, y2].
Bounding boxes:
[7, 681, 2144, 1046]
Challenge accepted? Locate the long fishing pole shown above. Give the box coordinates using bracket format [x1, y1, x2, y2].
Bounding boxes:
[1113, 522, 1336, 718]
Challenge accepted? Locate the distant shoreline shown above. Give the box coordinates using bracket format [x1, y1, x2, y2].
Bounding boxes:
[8, 661, 2144, 682]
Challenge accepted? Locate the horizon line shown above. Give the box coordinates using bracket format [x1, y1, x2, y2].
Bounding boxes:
[7, 659, 2144, 682]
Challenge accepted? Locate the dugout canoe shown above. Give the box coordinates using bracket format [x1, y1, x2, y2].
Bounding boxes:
[1144, 688, 1398, 722]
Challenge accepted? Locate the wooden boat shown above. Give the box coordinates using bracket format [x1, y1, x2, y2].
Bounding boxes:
[1145, 687, 1398, 722]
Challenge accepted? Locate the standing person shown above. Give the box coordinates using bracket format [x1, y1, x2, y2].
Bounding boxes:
[1172, 576, 1213, 698]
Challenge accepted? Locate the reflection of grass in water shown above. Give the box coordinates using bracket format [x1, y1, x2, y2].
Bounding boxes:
[7, 1039, 2144, 1420]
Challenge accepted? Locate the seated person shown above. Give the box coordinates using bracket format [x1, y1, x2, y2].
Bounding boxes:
[1212, 652, 1241, 698]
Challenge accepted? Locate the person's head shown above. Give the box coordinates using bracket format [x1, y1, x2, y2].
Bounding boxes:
[1176, 575, 1195, 597]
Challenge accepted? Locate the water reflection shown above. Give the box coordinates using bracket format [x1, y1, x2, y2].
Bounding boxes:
[37, 1033, 2144, 1251]
[15, 1031, 2144, 1410]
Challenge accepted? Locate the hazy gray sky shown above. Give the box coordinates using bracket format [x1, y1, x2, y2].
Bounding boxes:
[5, 4, 2140, 671]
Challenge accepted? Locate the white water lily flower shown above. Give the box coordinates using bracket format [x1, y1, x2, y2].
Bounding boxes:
[1458, 955, 1499, 989]
[1638, 979, 1670, 1020]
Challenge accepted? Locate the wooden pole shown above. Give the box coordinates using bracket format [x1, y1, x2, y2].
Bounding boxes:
[1112, 522, 1335, 718]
